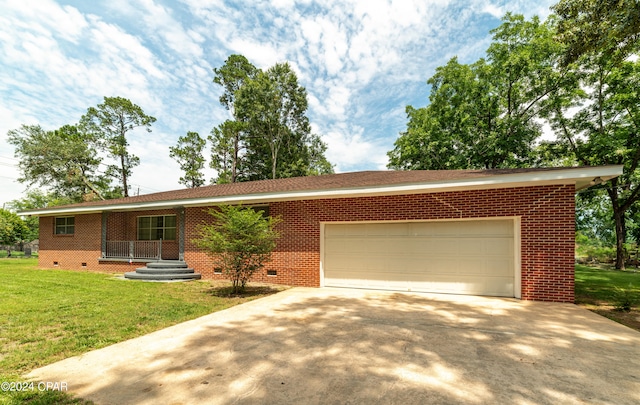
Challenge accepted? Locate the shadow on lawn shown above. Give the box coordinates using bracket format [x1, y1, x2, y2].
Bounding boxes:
[207, 285, 285, 298]
[26, 290, 640, 405]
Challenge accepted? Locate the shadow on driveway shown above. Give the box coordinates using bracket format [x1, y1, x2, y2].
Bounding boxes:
[28, 288, 640, 404]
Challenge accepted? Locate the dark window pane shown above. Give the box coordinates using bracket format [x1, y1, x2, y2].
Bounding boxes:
[165, 216, 176, 227]
[139, 217, 150, 228]
[138, 229, 151, 240]
[164, 228, 176, 240]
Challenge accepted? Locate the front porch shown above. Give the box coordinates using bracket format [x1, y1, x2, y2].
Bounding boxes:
[100, 208, 186, 262]
[102, 240, 165, 261]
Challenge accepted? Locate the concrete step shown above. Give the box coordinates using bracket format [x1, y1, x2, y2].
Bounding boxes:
[146, 261, 188, 269]
[134, 267, 196, 275]
[124, 260, 201, 281]
[124, 271, 202, 281]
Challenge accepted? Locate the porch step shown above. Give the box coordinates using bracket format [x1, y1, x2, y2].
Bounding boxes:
[124, 260, 201, 281]
[146, 261, 189, 269]
[124, 272, 202, 281]
[134, 267, 196, 275]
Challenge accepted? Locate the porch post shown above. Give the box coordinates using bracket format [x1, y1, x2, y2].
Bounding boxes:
[101, 211, 108, 258]
[178, 206, 185, 261]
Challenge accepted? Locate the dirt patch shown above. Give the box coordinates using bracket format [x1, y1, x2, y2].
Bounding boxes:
[577, 303, 640, 332]
[206, 280, 290, 298]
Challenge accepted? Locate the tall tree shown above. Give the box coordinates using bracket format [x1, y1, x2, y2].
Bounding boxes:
[237, 62, 312, 179]
[552, 0, 640, 65]
[545, 55, 640, 269]
[213, 54, 259, 114]
[81, 96, 156, 197]
[389, 14, 564, 170]
[169, 131, 206, 188]
[209, 120, 247, 184]
[211, 55, 333, 181]
[210, 55, 258, 183]
[307, 133, 335, 175]
[7, 124, 110, 202]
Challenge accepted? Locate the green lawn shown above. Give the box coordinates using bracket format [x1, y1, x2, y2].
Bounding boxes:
[575, 264, 640, 305]
[0, 258, 282, 405]
[574, 264, 640, 331]
[0, 250, 37, 259]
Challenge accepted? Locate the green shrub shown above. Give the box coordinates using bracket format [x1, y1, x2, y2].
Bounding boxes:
[576, 245, 616, 263]
[612, 284, 638, 312]
[194, 205, 281, 294]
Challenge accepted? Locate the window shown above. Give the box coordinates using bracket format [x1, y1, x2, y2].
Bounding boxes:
[55, 217, 75, 235]
[137, 215, 176, 240]
[250, 205, 269, 218]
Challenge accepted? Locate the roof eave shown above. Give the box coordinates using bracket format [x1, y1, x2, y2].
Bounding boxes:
[21, 166, 623, 217]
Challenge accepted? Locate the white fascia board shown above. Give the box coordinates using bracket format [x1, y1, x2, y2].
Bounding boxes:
[23, 166, 623, 217]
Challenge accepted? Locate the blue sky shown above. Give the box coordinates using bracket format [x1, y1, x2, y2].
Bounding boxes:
[0, 0, 555, 207]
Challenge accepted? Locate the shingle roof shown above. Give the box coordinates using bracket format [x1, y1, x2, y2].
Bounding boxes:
[21, 166, 623, 216]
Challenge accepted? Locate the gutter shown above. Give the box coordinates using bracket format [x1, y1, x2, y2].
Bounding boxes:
[20, 166, 624, 217]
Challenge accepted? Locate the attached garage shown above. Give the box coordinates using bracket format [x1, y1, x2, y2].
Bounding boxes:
[322, 218, 519, 297]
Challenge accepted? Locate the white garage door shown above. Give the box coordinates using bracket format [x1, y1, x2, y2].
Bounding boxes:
[323, 219, 516, 297]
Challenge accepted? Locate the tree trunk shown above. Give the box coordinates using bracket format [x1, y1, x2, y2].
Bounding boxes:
[81, 174, 105, 200]
[614, 209, 626, 270]
[271, 147, 277, 179]
[121, 153, 129, 197]
[232, 134, 238, 183]
[608, 182, 626, 269]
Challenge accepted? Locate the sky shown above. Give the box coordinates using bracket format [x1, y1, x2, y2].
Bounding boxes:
[0, 0, 556, 208]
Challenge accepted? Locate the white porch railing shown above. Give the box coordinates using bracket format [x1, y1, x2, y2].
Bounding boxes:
[104, 240, 162, 260]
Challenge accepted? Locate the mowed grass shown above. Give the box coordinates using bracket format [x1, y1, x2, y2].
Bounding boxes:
[575, 264, 640, 331]
[0, 250, 37, 259]
[0, 258, 282, 404]
[575, 264, 640, 304]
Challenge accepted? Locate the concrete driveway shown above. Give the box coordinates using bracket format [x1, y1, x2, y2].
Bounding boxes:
[27, 287, 640, 404]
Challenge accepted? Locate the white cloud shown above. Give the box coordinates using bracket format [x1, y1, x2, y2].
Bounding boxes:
[88, 17, 166, 81]
[0, 0, 560, 206]
[226, 38, 285, 69]
[322, 123, 389, 172]
[107, 0, 205, 59]
[2, 0, 89, 42]
[482, 2, 505, 18]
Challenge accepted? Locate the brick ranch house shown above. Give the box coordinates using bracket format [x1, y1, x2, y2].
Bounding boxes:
[22, 166, 622, 303]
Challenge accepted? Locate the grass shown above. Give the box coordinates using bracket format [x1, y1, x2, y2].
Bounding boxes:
[0, 250, 37, 259]
[0, 258, 284, 404]
[574, 264, 640, 331]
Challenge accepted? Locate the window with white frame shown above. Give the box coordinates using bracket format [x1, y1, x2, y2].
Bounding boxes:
[137, 215, 176, 240]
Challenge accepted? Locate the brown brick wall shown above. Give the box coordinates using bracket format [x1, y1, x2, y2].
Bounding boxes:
[39, 185, 575, 302]
[39, 214, 103, 270]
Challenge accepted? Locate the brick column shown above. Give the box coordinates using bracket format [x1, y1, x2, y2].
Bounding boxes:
[101, 211, 108, 258]
[178, 207, 185, 261]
